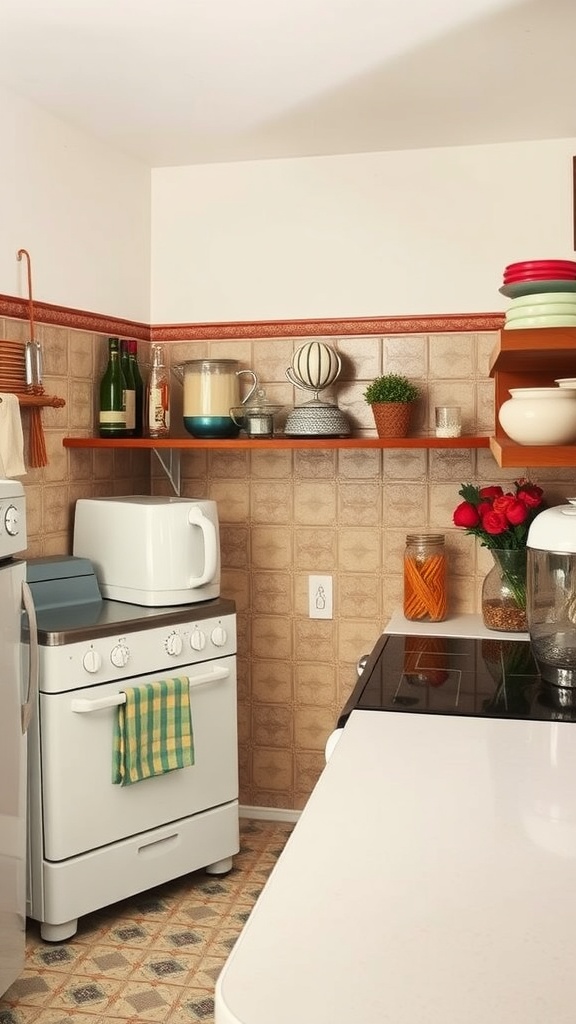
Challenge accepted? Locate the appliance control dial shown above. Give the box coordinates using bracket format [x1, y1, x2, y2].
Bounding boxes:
[165, 631, 183, 657]
[83, 648, 102, 674]
[211, 625, 227, 647]
[110, 642, 130, 668]
[4, 504, 19, 536]
[190, 628, 206, 652]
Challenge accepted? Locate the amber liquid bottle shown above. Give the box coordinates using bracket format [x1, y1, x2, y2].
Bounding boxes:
[145, 344, 170, 438]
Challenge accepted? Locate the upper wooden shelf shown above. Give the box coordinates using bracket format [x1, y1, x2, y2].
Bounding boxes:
[489, 327, 576, 468]
[489, 327, 576, 376]
[63, 435, 491, 451]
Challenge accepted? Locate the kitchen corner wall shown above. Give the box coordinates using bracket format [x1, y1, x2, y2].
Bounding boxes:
[5, 315, 576, 810]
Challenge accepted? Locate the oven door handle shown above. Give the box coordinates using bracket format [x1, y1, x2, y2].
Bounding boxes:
[70, 665, 231, 713]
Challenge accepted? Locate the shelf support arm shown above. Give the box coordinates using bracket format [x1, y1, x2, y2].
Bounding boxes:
[152, 448, 181, 495]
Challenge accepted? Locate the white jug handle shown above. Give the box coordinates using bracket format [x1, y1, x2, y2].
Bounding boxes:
[188, 507, 218, 587]
[237, 369, 258, 405]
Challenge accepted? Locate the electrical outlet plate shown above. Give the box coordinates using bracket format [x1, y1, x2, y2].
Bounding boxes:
[309, 575, 333, 619]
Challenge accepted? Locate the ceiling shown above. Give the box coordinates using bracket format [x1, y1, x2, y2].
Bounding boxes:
[0, 0, 574, 168]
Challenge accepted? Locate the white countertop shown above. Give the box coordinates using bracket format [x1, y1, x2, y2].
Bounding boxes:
[385, 609, 529, 642]
[217, 710, 576, 1024]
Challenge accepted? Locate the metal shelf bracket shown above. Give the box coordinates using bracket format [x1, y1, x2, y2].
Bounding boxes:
[152, 447, 181, 495]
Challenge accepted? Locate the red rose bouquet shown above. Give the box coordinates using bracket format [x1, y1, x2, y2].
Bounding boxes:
[452, 478, 545, 550]
[453, 478, 545, 623]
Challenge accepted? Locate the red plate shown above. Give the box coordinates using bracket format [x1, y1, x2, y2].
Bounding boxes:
[504, 270, 576, 282]
[505, 259, 576, 272]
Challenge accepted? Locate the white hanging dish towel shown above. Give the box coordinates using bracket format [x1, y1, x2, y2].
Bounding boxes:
[0, 393, 26, 477]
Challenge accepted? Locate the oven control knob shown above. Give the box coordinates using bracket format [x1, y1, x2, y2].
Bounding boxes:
[165, 631, 183, 657]
[111, 642, 130, 668]
[83, 648, 102, 673]
[211, 625, 227, 647]
[4, 504, 19, 536]
[190, 628, 206, 652]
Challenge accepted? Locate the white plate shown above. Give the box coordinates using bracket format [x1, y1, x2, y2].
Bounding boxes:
[505, 303, 576, 319]
[555, 379, 576, 387]
[504, 315, 576, 329]
[507, 291, 576, 307]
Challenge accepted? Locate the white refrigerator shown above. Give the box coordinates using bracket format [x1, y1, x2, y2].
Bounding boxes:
[0, 480, 36, 996]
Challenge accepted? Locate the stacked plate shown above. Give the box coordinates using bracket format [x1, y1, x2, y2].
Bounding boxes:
[500, 260, 576, 328]
[0, 341, 27, 393]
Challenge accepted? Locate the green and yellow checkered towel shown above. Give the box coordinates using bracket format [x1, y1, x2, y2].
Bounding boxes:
[112, 677, 195, 786]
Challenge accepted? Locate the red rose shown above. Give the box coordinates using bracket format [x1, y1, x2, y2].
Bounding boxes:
[481, 509, 508, 535]
[505, 499, 529, 526]
[516, 483, 544, 508]
[477, 501, 493, 518]
[479, 486, 504, 500]
[453, 501, 480, 528]
[492, 495, 516, 515]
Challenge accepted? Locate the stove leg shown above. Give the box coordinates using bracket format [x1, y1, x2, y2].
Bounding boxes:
[205, 855, 233, 875]
[40, 918, 78, 943]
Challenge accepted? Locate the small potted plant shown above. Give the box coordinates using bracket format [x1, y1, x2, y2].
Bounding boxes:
[363, 373, 420, 438]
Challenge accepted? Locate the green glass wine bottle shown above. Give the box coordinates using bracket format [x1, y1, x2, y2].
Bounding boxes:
[98, 337, 127, 438]
[120, 339, 136, 437]
[128, 339, 144, 438]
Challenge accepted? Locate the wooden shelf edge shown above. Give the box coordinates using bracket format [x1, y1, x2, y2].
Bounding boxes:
[63, 435, 492, 451]
[14, 393, 66, 409]
[490, 436, 576, 468]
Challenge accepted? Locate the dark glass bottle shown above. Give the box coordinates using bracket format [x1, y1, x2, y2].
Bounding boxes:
[128, 339, 144, 438]
[120, 340, 136, 437]
[98, 337, 127, 438]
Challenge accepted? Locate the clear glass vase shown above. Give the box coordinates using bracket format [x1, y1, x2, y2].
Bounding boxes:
[481, 547, 527, 633]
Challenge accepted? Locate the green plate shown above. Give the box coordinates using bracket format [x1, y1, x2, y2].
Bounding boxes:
[500, 280, 576, 298]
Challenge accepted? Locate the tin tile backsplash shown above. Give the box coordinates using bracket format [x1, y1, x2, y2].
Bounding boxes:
[5, 318, 573, 811]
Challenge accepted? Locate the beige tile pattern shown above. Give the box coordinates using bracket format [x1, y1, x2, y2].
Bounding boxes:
[4, 319, 575, 810]
[0, 818, 293, 1024]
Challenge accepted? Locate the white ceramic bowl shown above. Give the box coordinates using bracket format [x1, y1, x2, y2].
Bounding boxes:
[499, 388, 576, 445]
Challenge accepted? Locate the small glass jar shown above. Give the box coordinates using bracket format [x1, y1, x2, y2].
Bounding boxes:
[403, 533, 447, 622]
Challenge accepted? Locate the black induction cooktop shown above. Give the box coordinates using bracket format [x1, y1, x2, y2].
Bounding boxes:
[338, 633, 576, 726]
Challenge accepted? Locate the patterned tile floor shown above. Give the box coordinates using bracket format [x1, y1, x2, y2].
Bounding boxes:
[0, 818, 293, 1024]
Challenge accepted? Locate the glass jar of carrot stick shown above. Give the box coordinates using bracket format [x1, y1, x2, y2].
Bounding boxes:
[403, 533, 447, 622]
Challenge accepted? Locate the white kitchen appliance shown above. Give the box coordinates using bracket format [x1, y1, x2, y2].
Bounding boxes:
[0, 480, 37, 995]
[72, 495, 220, 606]
[527, 499, 576, 687]
[25, 555, 238, 942]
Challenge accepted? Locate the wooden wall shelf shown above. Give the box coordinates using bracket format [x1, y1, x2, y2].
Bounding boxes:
[63, 435, 491, 451]
[489, 327, 576, 468]
[16, 393, 66, 409]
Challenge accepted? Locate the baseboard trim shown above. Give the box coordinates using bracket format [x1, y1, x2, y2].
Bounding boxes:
[239, 805, 301, 824]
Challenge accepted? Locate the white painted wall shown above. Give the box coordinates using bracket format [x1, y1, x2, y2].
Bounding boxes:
[0, 84, 151, 322]
[151, 137, 576, 323]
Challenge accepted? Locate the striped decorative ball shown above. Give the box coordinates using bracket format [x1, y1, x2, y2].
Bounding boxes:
[290, 342, 341, 390]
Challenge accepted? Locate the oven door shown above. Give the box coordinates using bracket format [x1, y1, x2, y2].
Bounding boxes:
[39, 656, 238, 860]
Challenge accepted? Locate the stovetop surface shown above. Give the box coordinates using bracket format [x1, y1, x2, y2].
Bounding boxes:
[27, 595, 236, 646]
[338, 633, 576, 726]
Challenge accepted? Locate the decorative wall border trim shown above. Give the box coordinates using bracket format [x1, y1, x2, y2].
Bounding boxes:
[0, 293, 504, 340]
[151, 312, 505, 341]
[0, 293, 150, 340]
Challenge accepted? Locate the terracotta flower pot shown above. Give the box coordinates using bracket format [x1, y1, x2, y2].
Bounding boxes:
[371, 401, 413, 438]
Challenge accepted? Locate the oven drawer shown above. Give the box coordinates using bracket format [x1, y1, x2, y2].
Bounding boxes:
[38, 657, 238, 860]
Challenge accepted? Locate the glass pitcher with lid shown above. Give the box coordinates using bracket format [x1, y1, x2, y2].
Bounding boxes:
[172, 359, 257, 438]
[527, 499, 576, 687]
